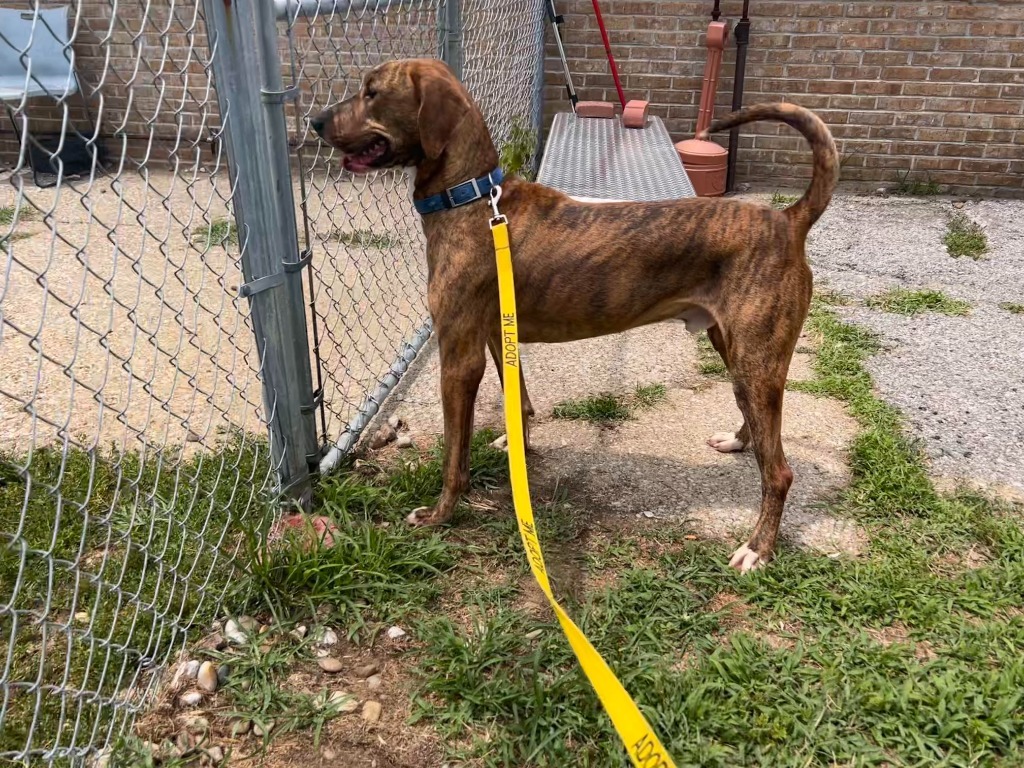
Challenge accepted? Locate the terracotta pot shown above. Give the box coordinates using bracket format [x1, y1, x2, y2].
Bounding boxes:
[675, 138, 728, 197]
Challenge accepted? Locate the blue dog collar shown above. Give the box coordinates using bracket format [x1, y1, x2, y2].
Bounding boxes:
[413, 168, 504, 216]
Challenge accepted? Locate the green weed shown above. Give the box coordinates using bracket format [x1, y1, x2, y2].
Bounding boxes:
[866, 288, 971, 317]
[191, 217, 238, 248]
[769, 192, 798, 209]
[499, 116, 538, 182]
[892, 170, 941, 197]
[999, 302, 1024, 315]
[944, 211, 988, 260]
[329, 228, 400, 249]
[696, 331, 728, 378]
[552, 384, 666, 424]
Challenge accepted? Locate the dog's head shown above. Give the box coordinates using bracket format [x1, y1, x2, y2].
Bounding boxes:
[309, 58, 473, 174]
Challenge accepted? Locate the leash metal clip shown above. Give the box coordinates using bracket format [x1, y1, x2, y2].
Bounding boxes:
[489, 185, 507, 228]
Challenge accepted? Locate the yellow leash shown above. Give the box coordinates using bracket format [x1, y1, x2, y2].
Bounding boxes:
[487, 187, 678, 768]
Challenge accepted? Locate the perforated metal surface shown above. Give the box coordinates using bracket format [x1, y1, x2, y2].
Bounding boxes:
[537, 112, 696, 202]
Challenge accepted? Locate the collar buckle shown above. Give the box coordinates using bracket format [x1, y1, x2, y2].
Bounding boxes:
[446, 176, 482, 208]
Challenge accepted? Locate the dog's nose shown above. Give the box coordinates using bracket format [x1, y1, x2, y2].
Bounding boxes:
[309, 114, 326, 137]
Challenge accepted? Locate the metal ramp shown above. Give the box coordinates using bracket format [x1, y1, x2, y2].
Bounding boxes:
[537, 113, 697, 202]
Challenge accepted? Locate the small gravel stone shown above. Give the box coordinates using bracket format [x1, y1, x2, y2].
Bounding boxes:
[205, 746, 224, 763]
[370, 425, 397, 449]
[319, 628, 339, 646]
[354, 663, 379, 679]
[292, 625, 308, 639]
[252, 720, 275, 737]
[223, 620, 247, 645]
[175, 659, 201, 685]
[386, 626, 407, 640]
[197, 661, 218, 693]
[329, 690, 359, 713]
[185, 715, 210, 734]
[387, 414, 401, 429]
[230, 719, 252, 737]
[217, 664, 231, 687]
[396, 435, 414, 449]
[322, 747, 339, 760]
[361, 700, 382, 724]
[318, 657, 344, 673]
[525, 629, 543, 640]
[239, 616, 259, 632]
[201, 633, 227, 652]
[365, 674, 382, 691]
[74, 611, 90, 624]
[490, 434, 508, 450]
[179, 691, 203, 707]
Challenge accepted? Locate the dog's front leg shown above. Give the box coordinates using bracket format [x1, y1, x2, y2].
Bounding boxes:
[407, 330, 486, 527]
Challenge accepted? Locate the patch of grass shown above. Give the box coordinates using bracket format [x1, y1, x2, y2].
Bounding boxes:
[552, 384, 666, 425]
[239, 429, 508, 630]
[201, 628, 348, 747]
[696, 331, 729, 378]
[892, 169, 942, 197]
[329, 227, 400, 249]
[866, 287, 971, 317]
[498, 116, 538, 182]
[632, 383, 667, 409]
[999, 301, 1024, 315]
[943, 211, 988, 260]
[1, 204, 38, 247]
[0, 432, 272, 759]
[553, 393, 631, 423]
[403, 298, 1024, 767]
[769, 192, 798, 209]
[191, 217, 238, 248]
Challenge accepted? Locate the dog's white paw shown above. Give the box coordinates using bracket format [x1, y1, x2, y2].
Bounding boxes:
[729, 544, 766, 574]
[707, 431, 745, 453]
[407, 507, 437, 527]
[490, 433, 509, 451]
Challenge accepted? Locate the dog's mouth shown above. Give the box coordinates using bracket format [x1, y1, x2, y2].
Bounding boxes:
[341, 136, 391, 175]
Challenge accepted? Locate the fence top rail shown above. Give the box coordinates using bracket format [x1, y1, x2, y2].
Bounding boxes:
[274, 0, 427, 22]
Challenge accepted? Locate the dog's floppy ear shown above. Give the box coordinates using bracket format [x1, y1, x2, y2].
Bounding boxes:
[414, 68, 469, 161]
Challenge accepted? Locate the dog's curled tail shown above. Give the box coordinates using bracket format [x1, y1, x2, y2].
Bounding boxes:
[699, 102, 839, 231]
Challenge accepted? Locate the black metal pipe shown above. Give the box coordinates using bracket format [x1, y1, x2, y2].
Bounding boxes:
[711, 0, 720, 21]
[726, 0, 750, 193]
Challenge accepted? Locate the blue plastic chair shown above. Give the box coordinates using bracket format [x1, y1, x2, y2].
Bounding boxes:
[0, 6, 97, 187]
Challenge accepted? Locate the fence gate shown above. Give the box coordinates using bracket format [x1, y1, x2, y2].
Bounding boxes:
[0, 0, 545, 763]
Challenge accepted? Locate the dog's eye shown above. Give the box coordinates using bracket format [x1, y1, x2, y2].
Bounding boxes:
[365, 87, 377, 100]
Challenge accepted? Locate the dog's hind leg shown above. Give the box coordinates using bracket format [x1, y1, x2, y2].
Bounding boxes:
[487, 334, 533, 451]
[408, 332, 487, 527]
[705, 324, 750, 453]
[723, 309, 804, 573]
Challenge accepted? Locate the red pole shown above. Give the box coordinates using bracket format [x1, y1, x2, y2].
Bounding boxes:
[590, 0, 627, 109]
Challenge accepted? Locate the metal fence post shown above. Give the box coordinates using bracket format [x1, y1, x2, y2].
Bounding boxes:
[440, 0, 463, 78]
[201, 0, 320, 506]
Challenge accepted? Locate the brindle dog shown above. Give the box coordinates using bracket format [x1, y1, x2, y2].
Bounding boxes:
[310, 58, 838, 572]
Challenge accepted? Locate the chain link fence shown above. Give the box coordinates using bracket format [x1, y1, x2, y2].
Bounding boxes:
[0, 0, 545, 763]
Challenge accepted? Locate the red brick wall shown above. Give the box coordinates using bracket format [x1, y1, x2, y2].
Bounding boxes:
[543, 0, 1024, 197]
[5, 1, 1021, 197]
